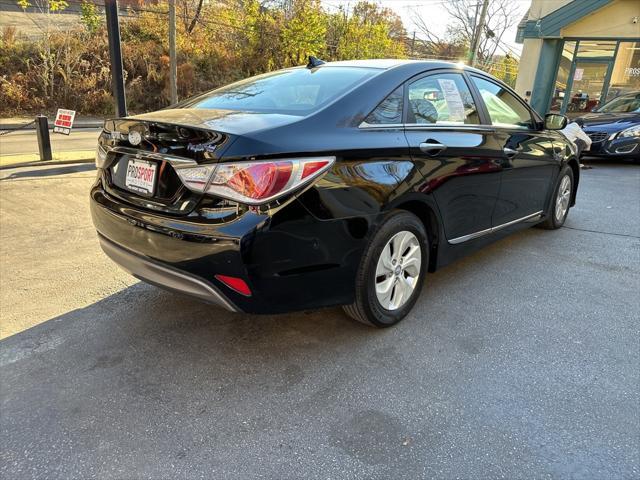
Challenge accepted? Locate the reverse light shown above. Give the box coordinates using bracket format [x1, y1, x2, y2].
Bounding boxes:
[175, 165, 215, 191]
[175, 157, 335, 205]
[95, 144, 108, 168]
[214, 274, 252, 296]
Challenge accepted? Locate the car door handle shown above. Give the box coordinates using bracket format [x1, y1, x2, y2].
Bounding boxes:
[419, 141, 447, 155]
[503, 147, 518, 159]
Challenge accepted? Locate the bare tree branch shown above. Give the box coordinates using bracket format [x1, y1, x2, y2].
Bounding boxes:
[187, 0, 204, 33]
[411, 0, 523, 65]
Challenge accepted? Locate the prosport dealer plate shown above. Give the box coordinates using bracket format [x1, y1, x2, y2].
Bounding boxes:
[125, 158, 157, 196]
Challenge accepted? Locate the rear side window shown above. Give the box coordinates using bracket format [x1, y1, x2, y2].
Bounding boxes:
[471, 76, 534, 129]
[180, 67, 378, 115]
[364, 86, 403, 125]
[407, 73, 480, 125]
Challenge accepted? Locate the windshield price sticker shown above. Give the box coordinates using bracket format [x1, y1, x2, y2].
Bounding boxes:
[437, 79, 466, 122]
[53, 109, 76, 135]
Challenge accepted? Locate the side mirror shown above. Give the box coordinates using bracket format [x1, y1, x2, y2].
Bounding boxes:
[544, 113, 568, 130]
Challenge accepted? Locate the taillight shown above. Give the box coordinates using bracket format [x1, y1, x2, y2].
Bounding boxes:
[175, 157, 335, 205]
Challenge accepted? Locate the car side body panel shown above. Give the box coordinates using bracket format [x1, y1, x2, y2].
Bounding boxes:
[490, 129, 559, 226]
[405, 127, 502, 242]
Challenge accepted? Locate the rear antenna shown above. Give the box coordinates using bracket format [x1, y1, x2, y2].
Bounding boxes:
[307, 56, 325, 69]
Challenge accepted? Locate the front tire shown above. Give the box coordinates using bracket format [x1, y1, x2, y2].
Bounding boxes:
[343, 211, 428, 327]
[539, 166, 574, 230]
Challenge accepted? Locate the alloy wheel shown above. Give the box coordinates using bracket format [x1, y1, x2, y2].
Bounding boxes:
[555, 174, 572, 222]
[374, 230, 422, 311]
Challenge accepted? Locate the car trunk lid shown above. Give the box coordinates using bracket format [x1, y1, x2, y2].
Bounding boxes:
[100, 109, 303, 215]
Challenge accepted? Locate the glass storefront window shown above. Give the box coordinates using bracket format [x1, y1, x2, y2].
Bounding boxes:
[546, 40, 640, 115]
[563, 40, 618, 117]
[549, 41, 577, 113]
[606, 41, 640, 103]
[576, 40, 617, 58]
[565, 62, 610, 118]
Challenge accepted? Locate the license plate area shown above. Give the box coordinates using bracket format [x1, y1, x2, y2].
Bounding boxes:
[106, 153, 199, 214]
[124, 158, 157, 197]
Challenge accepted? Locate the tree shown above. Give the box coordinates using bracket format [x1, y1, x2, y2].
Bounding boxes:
[80, 1, 102, 35]
[280, 0, 327, 67]
[187, 0, 204, 33]
[327, 1, 406, 61]
[486, 53, 518, 87]
[2, 0, 410, 116]
[411, 0, 521, 68]
[16, 0, 66, 11]
[15, 0, 70, 99]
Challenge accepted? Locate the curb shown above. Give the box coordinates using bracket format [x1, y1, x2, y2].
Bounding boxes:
[1, 149, 95, 167]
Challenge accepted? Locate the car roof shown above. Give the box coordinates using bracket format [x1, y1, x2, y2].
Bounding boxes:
[319, 58, 481, 71]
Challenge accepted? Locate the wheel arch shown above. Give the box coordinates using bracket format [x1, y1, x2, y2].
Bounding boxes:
[392, 199, 441, 272]
[567, 157, 580, 207]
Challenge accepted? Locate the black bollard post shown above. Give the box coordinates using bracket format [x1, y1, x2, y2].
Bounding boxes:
[35, 115, 52, 161]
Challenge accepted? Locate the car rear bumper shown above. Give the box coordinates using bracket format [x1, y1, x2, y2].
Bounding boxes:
[90, 179, 367, 314]
[99, 233, 239, 312]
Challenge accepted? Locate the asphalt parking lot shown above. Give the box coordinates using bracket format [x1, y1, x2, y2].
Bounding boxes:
[1, 160, 639, 479]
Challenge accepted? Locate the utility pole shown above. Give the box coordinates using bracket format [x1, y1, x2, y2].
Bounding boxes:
[411, 31, 416, 57]
[471, 1, 480, 47]
[105, 0, 127, 117]
[168, 0, 178, 105]
[470, 0, 489, 68]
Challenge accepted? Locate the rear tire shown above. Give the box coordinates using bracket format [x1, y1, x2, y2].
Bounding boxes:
[343, 211, 428, 328]
[538, 166, 574, 230]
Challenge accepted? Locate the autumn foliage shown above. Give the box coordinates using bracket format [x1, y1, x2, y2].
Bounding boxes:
[0, 0, 408, 117]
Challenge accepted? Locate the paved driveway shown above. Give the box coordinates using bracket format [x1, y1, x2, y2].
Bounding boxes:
[1, 161, 638, 479]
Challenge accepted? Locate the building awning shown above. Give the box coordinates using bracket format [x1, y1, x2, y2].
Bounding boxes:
[515, 9, 530, 44]
[516, 0, 613, 42]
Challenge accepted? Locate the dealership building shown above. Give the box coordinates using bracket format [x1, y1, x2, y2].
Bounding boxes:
[515, 0, 640, 117]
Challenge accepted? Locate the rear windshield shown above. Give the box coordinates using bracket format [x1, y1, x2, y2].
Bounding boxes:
[597, 93, 640, 113]
[180, 67, 378, 115]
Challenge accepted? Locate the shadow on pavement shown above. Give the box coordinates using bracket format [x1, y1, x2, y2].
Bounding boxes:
[0, 227, 562, 479]
[1, 280, 396, 477]
[581, 156, 638, 166]
[0, 163, 95, 181]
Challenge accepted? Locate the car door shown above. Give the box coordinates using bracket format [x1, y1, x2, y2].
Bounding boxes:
[469, 75, 558, 227]
[403, 70, 502, 243]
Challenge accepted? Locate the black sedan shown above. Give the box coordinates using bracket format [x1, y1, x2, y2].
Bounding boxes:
[91, 59, 579, 327]
[579, 91, 640, 159]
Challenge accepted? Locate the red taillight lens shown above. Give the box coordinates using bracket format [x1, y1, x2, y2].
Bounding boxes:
[301, 161, 329, 180]
[181, 156, 335, 205]
[227, 161, 293, 201]
[215, 274, 252, 296]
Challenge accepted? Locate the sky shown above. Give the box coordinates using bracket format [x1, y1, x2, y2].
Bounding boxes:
[321, 0, 530, 56]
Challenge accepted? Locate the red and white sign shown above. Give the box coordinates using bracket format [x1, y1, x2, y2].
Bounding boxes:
[53, 108, 76, 135]
[573, 68, 584, 82]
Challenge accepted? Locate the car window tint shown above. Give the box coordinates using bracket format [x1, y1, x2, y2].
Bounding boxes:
[407, 73, 479, 125]
[364, 86, 403, 124]
[180, 67, 378, 115]
[471, 76, 533, 129]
